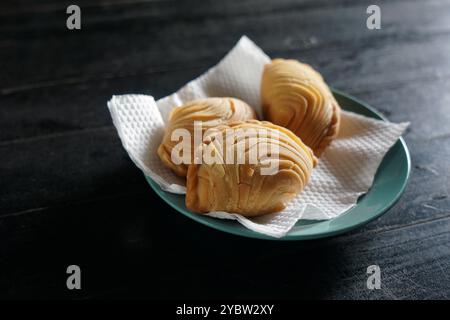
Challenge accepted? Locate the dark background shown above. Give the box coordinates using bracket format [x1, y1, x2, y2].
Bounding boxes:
[1, 0, 449, 299]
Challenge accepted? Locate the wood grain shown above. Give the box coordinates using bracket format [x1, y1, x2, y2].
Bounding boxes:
[0, 0, 449, 299]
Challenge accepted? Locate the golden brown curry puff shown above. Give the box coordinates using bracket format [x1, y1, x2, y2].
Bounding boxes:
[157, 97, 256, 177]
[186, 120, 317, 217]
[261, 58, 340, 156]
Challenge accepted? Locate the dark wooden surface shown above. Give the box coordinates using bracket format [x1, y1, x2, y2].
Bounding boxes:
[1, 0, 449, 299]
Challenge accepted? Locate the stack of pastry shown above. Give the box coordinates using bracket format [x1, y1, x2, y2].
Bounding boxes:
[158, 58, 340, 217]
[157, 97, 256, 177]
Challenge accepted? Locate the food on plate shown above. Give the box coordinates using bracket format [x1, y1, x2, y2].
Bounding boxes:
[157, 97, 256, 177]
[261, 58, 340, 156]
[185, 120, 316, 217]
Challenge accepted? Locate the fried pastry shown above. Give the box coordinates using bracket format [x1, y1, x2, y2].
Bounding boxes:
[261, 58, 340, 156]
[186, 120, 317, 217]
[157, 97, 256, 177]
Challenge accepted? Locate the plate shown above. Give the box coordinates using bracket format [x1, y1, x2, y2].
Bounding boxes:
[145, 90, 410, 240]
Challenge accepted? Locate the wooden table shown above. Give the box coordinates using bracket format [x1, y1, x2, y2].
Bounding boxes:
[1, 0, 449, 299]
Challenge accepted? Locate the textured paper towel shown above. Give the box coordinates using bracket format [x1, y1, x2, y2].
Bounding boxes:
[108, 36, 408, 238]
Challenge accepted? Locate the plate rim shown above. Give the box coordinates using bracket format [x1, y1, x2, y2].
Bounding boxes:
[146, 89, 411, 240]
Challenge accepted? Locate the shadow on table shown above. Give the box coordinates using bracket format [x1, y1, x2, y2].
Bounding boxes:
[0, 184, 350, 299]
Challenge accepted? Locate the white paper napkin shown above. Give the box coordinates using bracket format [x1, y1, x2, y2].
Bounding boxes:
[108, 36, 408, 238]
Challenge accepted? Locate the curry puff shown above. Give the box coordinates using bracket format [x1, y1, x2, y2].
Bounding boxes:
[157, 97, 256, 177]
[186, 120, 317, 217]
[261, 59, 340, 156]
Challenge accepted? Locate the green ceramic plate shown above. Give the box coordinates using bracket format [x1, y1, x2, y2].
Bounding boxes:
[146, 90, 410, 240]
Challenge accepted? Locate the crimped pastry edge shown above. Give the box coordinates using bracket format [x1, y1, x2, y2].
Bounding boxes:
[185, 119, 317, 216]
[313, 99, 341, 157]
